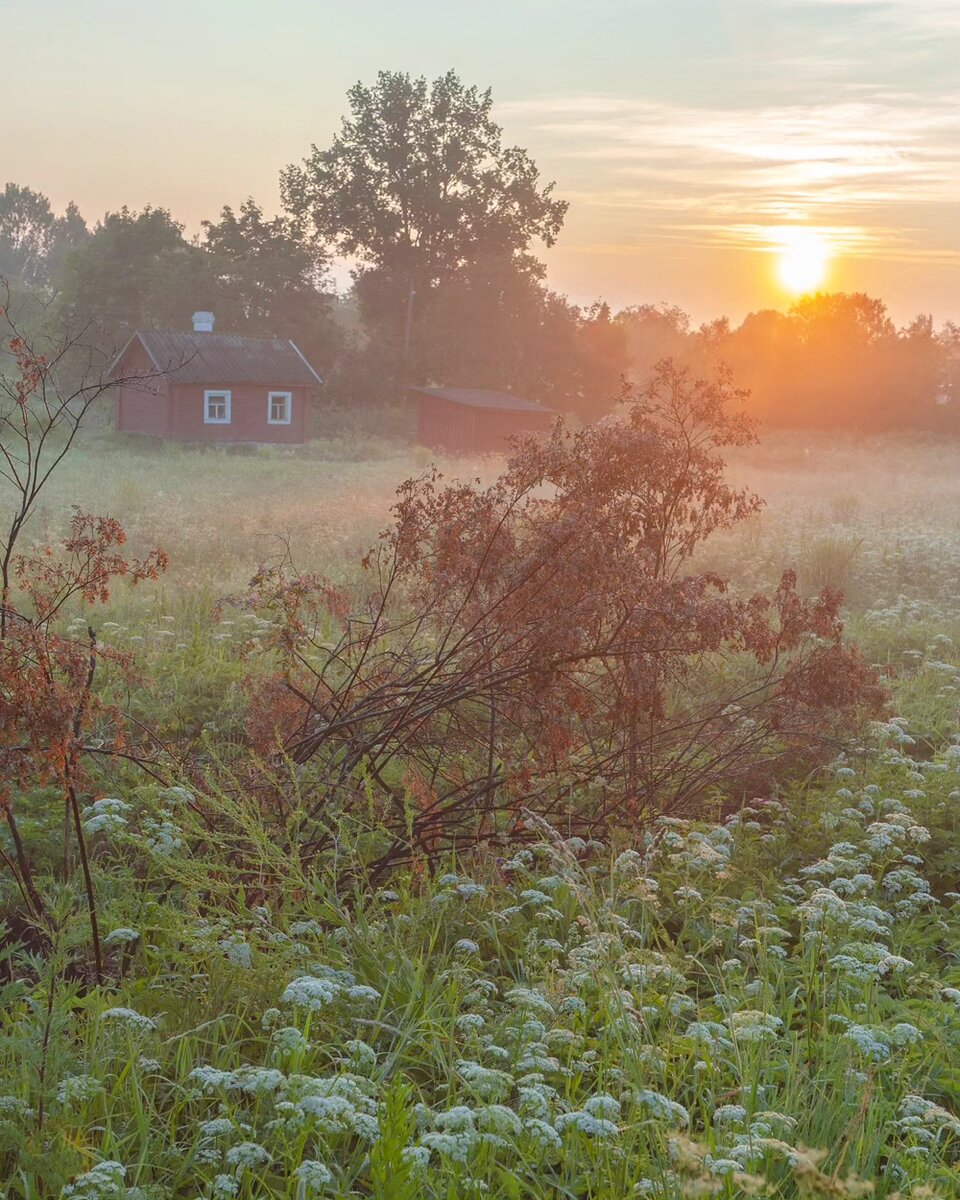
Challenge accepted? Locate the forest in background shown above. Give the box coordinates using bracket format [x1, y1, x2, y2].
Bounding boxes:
[3, 69, 960, 431]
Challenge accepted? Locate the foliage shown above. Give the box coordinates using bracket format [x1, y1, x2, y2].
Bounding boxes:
[201, 198, 341, 369]
[56, 207, 210, 345]
[281, 69, 566, 292]
[618, 293, 956, 432]
[0, 183, 88, 288]
[1, 725, 959, 1198]
[281, 68, 569, 389]
[422, 271, 629, 417]
[0, 295, 167, 976]
[234, 362, 886, 878]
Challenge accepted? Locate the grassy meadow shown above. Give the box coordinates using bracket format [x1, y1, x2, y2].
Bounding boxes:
[3, 423, 960, 1198]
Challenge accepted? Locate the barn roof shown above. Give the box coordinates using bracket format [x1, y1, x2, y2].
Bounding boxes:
[411, 386, 553, 414]
[109, 329, 323, 386]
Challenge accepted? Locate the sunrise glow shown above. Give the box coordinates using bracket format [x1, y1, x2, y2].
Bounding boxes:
[775, 227, 831, 295]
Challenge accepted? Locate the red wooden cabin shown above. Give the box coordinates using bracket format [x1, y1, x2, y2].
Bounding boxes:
[108, 312, 322, 445]
[412, 387, 555, 454]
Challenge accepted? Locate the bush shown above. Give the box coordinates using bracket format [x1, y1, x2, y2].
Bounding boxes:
[234, 361, 887, 877]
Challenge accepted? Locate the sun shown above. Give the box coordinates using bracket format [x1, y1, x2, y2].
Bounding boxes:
[775, 228, 831, 295]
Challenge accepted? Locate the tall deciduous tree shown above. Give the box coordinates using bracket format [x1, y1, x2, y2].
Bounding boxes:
[281, 70, 568, 365]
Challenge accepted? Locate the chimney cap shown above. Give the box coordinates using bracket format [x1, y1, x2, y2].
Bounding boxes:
[192, 311, 215, 333]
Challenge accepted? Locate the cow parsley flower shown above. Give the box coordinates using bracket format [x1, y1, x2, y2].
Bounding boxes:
[555, 1110, 620, 1138]
[477, 1104, 523, 1138]
[189, 1065, 285, 1095]
[712, 1104, 748, 1126]
[524, 1117, 563, 1155]
[143, 817, 184, 857]
[558, 996, 587, 1017]
[419, 1131, 477, 1163]
[103, 927, 140, 947]
[57, 1074, 105, 1106]
[199, 1117, 236, 1140]
[518, 1086, 553, 1120]
[282, 976, 341, 1010]
[99, 1007, 156, 1031]
[435, 1105, 478, 1132]
[843, 1024, 890, 1061]
[347, 984, 381, 1006]
[727, 1010, 783, 1042]
[294, 1160, 334, 1193]
[898, 1094, 960, 1137]
[300, 1095, 362, 1135]
[401, 1144, 431, 1171]
[343, 1036, 376, 1075]
[81, 798, 131, 836]
[61, 1160, 126, 1199]
[457, 1060, 513, 1101]
[584, 1094, 620, 1120]
[504, 987, 554, 1016]
[0, 1095, 33, 1121]
[705, 1156, 744, 1177]
[634, 1089, 690, 1126]
[273, 1026, 310, 1056]
[877, 954, 914, 976]
[220, 935, 253, 969]
[225, 1141, 272, 1174]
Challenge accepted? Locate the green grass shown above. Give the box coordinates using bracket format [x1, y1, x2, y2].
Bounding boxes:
[4, 428, 960, 1197]
[2, 735, 960, 1197]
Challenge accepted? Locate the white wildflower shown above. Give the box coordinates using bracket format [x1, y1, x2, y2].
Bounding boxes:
[225, 1141, 272, 1174]
[282, 976, 341, 1010]
[99, 1007, 156, 1031]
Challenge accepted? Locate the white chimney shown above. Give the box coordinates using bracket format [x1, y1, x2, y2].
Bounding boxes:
[192, 311, 215, 333]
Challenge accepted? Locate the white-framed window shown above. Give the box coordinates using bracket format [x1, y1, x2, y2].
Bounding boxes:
[204, 389, 232, 424]
[268, 390, 293, 425]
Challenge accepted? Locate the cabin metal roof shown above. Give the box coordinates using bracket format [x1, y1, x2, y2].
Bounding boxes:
[110, 329, 323, 386]
[411, 386, 553, 414]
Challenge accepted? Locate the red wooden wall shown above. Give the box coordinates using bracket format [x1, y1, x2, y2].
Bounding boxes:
[168, 384, 308, 444]
[416, 395, 554, 454]
[114, 349, 309, 444]
[114, 341, 170, 437]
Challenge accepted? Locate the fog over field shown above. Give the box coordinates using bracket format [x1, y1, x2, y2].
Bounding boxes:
[3, 3, 960, 1198]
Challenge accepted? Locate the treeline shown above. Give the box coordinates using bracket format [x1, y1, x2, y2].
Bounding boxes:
[620, 297, 960, 433]
[2, 69, 958, 431]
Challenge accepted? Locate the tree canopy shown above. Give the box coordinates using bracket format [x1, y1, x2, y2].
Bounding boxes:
[281, 70, 567, 288]
[0, 184, 88, 287]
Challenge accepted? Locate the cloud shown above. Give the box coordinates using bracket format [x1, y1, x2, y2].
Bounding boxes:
[499, 91, 960, 263]
[777, 0, 960, 29]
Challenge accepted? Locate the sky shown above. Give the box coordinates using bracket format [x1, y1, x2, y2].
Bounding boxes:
[4, 0, 960, 324]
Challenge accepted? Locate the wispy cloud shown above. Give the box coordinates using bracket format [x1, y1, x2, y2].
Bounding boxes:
[500, 91, 960, 263]
[784, 0, 960, 29]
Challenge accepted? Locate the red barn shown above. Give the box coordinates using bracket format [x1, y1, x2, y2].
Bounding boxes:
[108, 312, 322, 445]
[412, 387, 555, 454]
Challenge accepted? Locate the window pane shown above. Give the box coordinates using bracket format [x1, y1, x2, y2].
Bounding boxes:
[206, 392, 229, 422]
